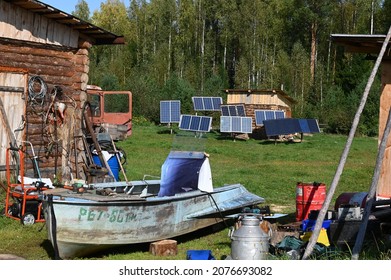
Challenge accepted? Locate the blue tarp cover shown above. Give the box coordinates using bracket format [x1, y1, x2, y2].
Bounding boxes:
[158, 151, 206, 197]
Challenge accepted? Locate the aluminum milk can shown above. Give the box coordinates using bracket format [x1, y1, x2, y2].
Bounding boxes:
[230, 216, 270, 260]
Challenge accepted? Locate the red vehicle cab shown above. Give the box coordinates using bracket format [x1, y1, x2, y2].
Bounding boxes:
[86, 85, 132, 140]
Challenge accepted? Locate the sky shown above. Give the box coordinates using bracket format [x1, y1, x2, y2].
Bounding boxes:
[41, 0, 103, 15]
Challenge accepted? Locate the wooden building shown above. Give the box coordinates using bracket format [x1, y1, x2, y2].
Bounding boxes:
[331, 33, 391, 199]
[224, 88, 297, 138]
[0, 0, 124, 183]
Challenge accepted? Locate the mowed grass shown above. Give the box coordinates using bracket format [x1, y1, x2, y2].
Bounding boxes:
[0, 124, 380, 260]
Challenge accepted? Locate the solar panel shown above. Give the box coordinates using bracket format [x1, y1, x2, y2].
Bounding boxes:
[254, 110, 266, 125]
[192, 97, 222, 111]
[220, 104, 246, 116]
[160, 100, 181, 123]
[254, 110, 285, 126]
[220, 116, 253, 134]
[263, 118, 320, 137]
[237, 104, 246, 117]
[221, 106, 230, 116]
[228, 105, 237, 116]
[275, 111, 285, 119]
[212, 98, 222, 111]
[299, 119, 320, 133]
[204, 98, 213, 110]
[179, 115, 212, 132]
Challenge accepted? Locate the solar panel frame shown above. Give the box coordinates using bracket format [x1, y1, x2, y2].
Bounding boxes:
[254, 109, 285, 126]
[263, 118, 320, 137]
[160, 100, 181, 123]
[263, 118, 300, 136]
[221, 104, 246, 117]
[192, 96, 223, 111]
[220, 116, 253, 134]
[179, 114, 212, 132]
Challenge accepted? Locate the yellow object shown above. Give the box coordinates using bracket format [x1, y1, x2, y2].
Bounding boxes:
[300, 228, 330, 247]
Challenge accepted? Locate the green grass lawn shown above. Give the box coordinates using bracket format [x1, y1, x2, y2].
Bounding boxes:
[0, 124, 383, 260]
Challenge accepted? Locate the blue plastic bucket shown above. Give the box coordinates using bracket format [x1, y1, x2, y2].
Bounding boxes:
[92, 154, 120, 181]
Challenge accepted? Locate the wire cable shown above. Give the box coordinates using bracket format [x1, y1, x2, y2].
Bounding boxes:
[28, 75, 47, 105]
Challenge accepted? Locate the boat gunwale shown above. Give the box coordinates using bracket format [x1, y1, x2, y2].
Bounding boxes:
[43, 183, 264, 207]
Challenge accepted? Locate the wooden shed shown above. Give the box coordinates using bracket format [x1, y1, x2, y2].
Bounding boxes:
[224, 88, 297, 138]
[331, 33, 391, 199]
[0, 0, 124, 184]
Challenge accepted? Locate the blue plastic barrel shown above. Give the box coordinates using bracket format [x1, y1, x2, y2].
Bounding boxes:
[92, 154, 120, 181]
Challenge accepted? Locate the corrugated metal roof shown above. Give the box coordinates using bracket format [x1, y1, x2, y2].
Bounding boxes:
[330, 34, 390, 56]
[4, 0, 125, 45]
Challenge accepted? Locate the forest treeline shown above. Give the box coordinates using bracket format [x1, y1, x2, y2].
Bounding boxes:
[72, 0, 391, 136]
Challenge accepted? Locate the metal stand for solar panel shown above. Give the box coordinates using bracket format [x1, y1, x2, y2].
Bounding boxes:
[167, 123, 173, 134]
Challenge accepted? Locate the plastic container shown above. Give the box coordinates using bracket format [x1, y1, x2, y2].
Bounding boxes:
[301, 219, 332, 232]
[92, 154, 120, 181]
[296, 182, 326, 221]
[186, 250, 215, 260]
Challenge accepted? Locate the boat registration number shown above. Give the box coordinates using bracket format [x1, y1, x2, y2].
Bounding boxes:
[78, 208, 137, 223]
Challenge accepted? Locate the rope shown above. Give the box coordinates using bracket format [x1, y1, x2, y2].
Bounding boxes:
[28, 76, 47, 105]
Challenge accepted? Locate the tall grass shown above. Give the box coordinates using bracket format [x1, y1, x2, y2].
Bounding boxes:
[0, 124, 381, 259]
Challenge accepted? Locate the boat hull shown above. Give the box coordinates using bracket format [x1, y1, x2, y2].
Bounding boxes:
[43, 183, 264, 259]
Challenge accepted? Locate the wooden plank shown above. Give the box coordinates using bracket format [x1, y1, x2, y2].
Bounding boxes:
[0, 95, 17, 147]
[0, 86, 24, 92]
[378, 61, 391, 198]
[0, 1, 78, 48]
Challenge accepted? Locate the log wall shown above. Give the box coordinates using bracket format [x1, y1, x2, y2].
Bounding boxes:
[0, 39, 90, 183]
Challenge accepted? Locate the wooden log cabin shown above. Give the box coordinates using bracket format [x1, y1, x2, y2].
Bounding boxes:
[224, 88, 297, 139]
[0, 0, 124, 184]
[331, 33, 391, 199]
